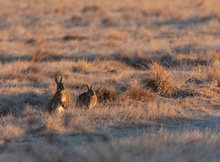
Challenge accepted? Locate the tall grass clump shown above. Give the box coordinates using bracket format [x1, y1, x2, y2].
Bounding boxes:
[96, 86, 119, 103]
[119, 80, 155, 102]
[208, 60, 220, 85]
[192, 60, 220, 85]
[145, 62, 179, 97]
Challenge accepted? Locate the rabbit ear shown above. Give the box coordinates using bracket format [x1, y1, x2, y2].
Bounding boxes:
[86, 84, 90, 90]
[60, 77, 63, 83]
[55, 76, 59, 84]
[90, 85, 94, 90]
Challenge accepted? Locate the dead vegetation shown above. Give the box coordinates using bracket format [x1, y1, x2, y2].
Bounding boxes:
[0, 129, 219, 162]
[119, 81, 155, 102]
[96, 86, 119, 103]
[0, 0, 220, 161]
[144, 62, 179, 97]
[28, 50, 63, 62]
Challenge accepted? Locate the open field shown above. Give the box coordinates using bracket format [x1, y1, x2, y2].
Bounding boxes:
[0, 0, 220, 161]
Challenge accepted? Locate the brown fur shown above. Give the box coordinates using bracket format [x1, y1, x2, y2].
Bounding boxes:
[49, 76, 68, 115]
[76, 84, 97, 109]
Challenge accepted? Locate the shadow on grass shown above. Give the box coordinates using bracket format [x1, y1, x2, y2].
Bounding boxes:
[5, 115, 219, 149]
[0, 54, 28, 64]
[154, 16, 219, 29]
[0, 92, 49, 116]
[0, 49, 216, 69]
[2, 83, 48, 89]
[110, 116, 220, 139]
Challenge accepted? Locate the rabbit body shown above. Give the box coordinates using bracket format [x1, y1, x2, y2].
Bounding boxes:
[76, 85, 97, 109]
[49, 77, 68, 115]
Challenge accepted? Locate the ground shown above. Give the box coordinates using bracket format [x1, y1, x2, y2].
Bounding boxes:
[0, 0, 220, 161]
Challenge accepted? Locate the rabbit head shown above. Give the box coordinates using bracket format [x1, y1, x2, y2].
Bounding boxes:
[55, 76, 65, 92]
[86, 84, 96, 97]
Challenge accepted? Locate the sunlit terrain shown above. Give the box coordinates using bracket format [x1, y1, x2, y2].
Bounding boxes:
[0, 0, 220, 161]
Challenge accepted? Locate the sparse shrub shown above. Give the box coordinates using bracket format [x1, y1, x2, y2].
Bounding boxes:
[96, 86, 119, 103]
[120, 81, 155, 102]
[144, 62, 179, 97]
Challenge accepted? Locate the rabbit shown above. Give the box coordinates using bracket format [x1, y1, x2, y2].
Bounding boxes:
[48, 76, 69, 115]
[76, 84, 97, 109]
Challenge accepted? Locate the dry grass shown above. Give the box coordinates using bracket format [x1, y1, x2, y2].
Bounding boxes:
[0, 124, 24, 143]
[96, 86, 119, 103]
[104, 29, 129, 40]
[0, 0, 220, 161]
[72, 60, 91, 73]
[144, 62, 179, 97]
[208, 60, 220, 83]
[28, 49, 63, 62]
[0, 130, 219, 162]
[119, 80, 155, 102]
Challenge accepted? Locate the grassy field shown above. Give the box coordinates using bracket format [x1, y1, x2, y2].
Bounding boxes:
[0, 0, 220, 161]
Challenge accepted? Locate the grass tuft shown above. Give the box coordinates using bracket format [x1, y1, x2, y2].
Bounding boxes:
[144, 62, 179, 97]
[72, 60, 90, 73]
[120, 80, 155, 102]
[96, 86, 119, 103]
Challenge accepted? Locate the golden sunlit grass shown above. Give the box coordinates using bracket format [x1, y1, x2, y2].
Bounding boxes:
[208, 60, 220, 83]
[104, 29, 129, 41]
[28, 49, 63, 62]
[72, 59, 91, 73]
[0, 98, 199, 140]
[191, 60, 220, 87]
[46, 116, 66, 132]
[0, 0, 220, 161]
[119, 80, 155, 102]
[0, 124, 24, 143]
[144, 62, 179, 97]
